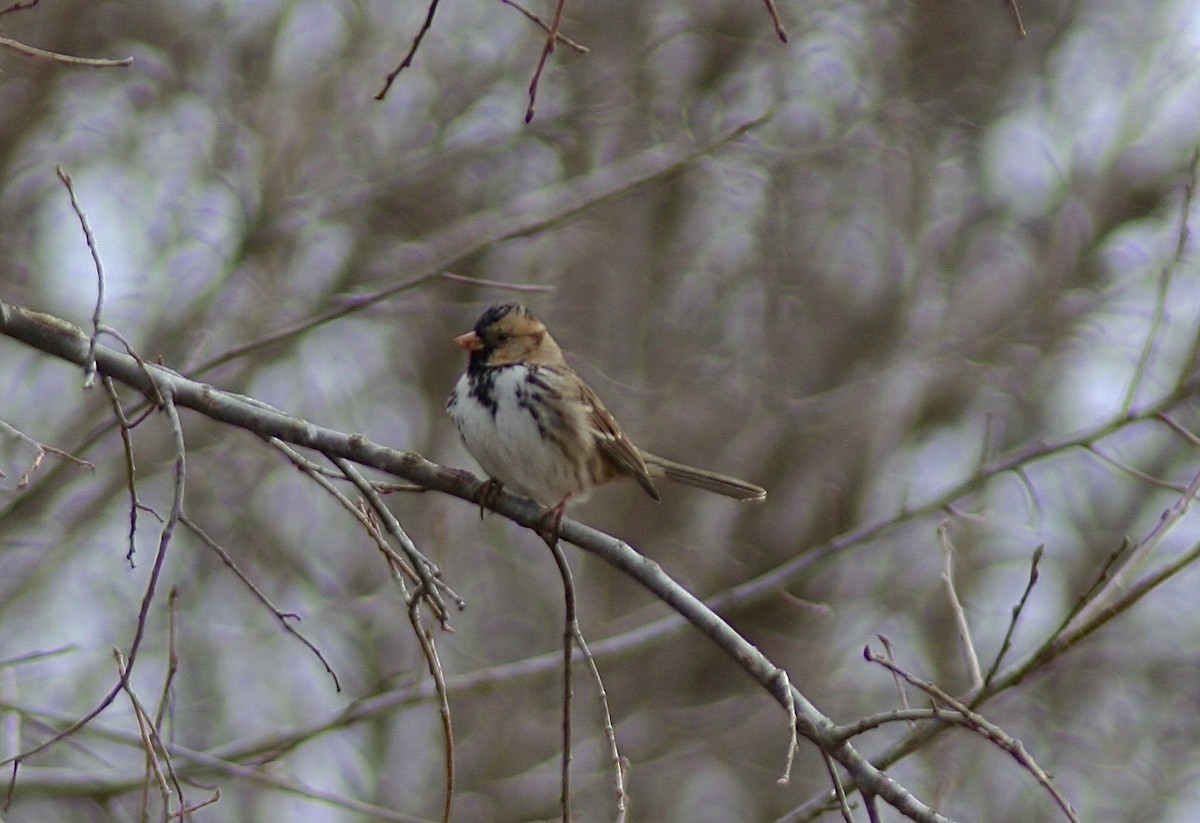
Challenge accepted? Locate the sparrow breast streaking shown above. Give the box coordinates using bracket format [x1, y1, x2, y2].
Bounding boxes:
[446, 302, 766, 507]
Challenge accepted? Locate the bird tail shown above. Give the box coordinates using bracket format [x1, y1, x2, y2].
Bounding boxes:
[640, 452, 766, 502]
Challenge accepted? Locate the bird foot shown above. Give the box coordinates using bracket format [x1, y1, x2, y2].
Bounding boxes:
[475, 478, 504, 519]
[536, 494, 571, 546]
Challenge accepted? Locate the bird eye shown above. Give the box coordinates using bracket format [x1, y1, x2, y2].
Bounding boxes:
[493, 331, 511, 344]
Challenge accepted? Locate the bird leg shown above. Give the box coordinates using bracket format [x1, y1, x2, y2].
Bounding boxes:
[536, 493, 572, 546]
[475, 477, 504, 519]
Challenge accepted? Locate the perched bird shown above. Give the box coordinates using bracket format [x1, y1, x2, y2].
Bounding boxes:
[446, 302, 766, 510]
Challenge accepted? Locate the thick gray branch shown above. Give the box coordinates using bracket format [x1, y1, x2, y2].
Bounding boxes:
[0, 301, 951, 822]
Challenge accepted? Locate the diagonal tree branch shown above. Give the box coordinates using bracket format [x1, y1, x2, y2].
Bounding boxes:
[0, 300, 952, 822]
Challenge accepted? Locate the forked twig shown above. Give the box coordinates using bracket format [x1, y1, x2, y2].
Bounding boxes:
[525, 0, 567, 122]
[501, 0, 588, 52]
[181, 515, 342, 691]
[865, 647, 1079, 822]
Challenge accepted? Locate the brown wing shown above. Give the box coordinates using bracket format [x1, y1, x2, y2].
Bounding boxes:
[578, 382, 661, 501]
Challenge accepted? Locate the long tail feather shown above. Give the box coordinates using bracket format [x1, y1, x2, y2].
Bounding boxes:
[640, 451, 766, 502]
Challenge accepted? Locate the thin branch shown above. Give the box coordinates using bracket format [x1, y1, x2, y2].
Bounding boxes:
[500, 0, 588, 52]
[0, 419, 93, 489]
[818, 748, 853, 823]
[0, 1, 41, 18]
[836, 708, 970, 740]
[102, 376, 152, 567]
[153, 587, 180, 732]
[571, 628, 626, 821]
[329, 454, 456, 624]
[864, 648, 1079, 823]
[1158, 412, 1200, 447]
[2, 698, 426, 822]
[408, 599, 454, 823]
[1065, 464, 1200, 633]
[1056, 537, 1131, 634]
[525, 0, 566, 122]
[1123, 147, 1198, 412]
[981, 545, 1042, 691]
[180, 514, 342, 692]
[543, 532, 576, 823]
[0, 35, 132, 67]
[938, 524, 983, 689]
[55, 166, 105, 388]
[1004, 0, 1027, 38]
[439, 271, 557, 292]
[776, 668, 799, 785]
[375, 0, 440, 101]
[4, 383, 184, 798]
[1086, 445, 1187, 492]
[760, 0, 789, 42]
[269, 440, 434, 596]
[0, 647, 76, 668]
[875, 635, 912, 720]
[114, 650, 181, 818]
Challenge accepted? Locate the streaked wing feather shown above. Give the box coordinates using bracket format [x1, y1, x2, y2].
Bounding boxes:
[579, 383, 661, 501]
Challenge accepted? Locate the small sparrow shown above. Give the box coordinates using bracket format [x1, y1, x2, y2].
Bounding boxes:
[446, 302, 766, 509]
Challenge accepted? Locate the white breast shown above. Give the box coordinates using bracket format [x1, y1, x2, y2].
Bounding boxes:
[449, 366, 588, 504]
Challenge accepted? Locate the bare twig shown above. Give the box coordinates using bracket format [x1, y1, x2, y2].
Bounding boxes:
[1057, 538, 1130, 633]
[1065, 464, 1200, 633]
[981, 545, 1042, 691]
[0, 1, 41, 18]
[571, 628, 626, 820]
[440, 271, 557, 292]
[114, 650, 181, 818]
[270, 440, 432, 596]
[2, 384, 184, 790]
[836, 707, 969, 740]
[1086, 445, 1187, 492]
[375, 0, 440, 100]
[154, 588, 180, 732]
[524, 0, 566, 122]
[818, 748, 853, 822]
[329, 454, 455, 624]
[55, 167, 105, 388]
[181, 514, 342, 691]
[1123, 148, 1198, 412]
[0, 35, 132, 66]
[760, 0, 789, 42]
[1159, 413, 1200, 447]
[500, 0, 588, 52]
[169, 788, 221, 818]
[938, 524, 983, 689]
[0, 647, 77, 668]
[542, 532, 576, 822]
[102, 376, 154, 567]
[875, 635, 912, 720]
[0, 419, 92, 489]
[408, 599, 454, 823]
[776, 668, 799, 785]
[864, 648, 1079, 823]
[1004, 0, 1027, 38]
